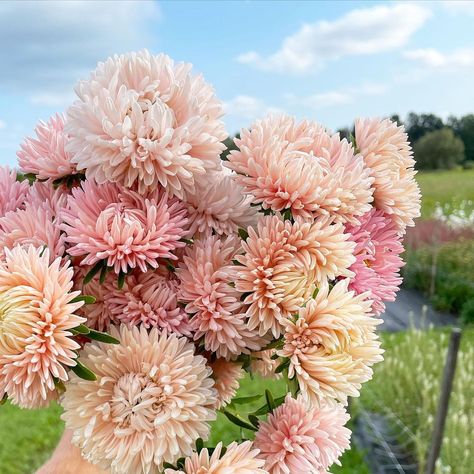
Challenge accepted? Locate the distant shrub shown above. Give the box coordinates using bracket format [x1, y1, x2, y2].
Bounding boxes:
[463, 160, 474, 170]
[403, 239, 474, 317]
[414, 128, 465, 170]
[461, 298, 474, 324]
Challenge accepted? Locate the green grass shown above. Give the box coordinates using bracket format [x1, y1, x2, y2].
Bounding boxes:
[361, 327, 474, 474]
[416, 168, 474, 218]
[0, 402, 63, 474]
[0, 374, 369, 473]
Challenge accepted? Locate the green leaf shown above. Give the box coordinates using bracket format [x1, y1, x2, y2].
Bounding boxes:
[275, 358, 290, 374]
[99, 264, 109, 284]
[231, 259, 243, 266]
[238, 228, 249, 241]
[71, 294, 96, 305]
[251, 395, 286, 416]
[163, 462, 177, 470]
[312, 287, 319, 299]
[83, 261, 104, 284]
[288, 375, 300, 397]
[248, 414, 260, 428]
[71, 324, 90, 335]
[71, 360, 97, 381]
[231, 394, 262, 405]
[117, 271, 126, 290]
[181, 238, 194, 245]
[0, 393, 7, 405]
[265, 389, 276, 411]
[86, 329, 120, 344]
[222, 410, 258, 432]
[195, 438, 204, 453]
[262, 338, 283, 351]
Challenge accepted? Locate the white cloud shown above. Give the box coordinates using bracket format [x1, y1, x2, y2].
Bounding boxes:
[442, 1, 474, 14]
[0, 1, 160, 102]
[237, 3, 431, 74]
[30, 92, 77, 108]
[404, 48, 474, 68]
[223, 95, 282, 121]
[288, 82, 388, 110]
[0, 120, 6, 130]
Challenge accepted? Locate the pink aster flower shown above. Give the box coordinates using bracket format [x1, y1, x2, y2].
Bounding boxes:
[104, 270, 192, 336]
[355, 117, 421, 233]
[0, 246, 85, 408]
[279, 280, 383, 405]
[61, 179, 188, 274]
[345, 209, 404, 315]
[165, 441, 267, 474]
[254, 395, 351, 474]
[209, 358, 244, 409]
[227, 115, 373, 224]
[17, 113, 76, 180]
[177, 235, 268, 359]
[186, 169, 258, 238]
[235, 215, 355, 338]
[62, 326, 217, 473]
[66, 50, 227, 198]
[0, 181, 67, 262]
[0, 166, 29, 218]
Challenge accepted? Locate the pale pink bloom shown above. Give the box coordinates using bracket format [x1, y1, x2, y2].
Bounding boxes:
[165, 441, 267, 474]
[0, 166, 29, 217]
[0, 246, 84, 408]
[345, 209, 404, 315]
[66, 50, 227, 198]
[355, 117, 421, 233]
[104, 270, 192, 336]
[279, 280, 383, 405]
[0, 181, 67, 262]
[17, 113, 76, 180]
[73, 271, 114, 332]
[254, 395, 350, 474]
[62, 326, 217, 473]
[235, 215, 355, 338]
[227, 115, 373, 224]
[186, 169, 258, 238]
[177, 235, 268, 359]
[250, 349, 283, 380]
[61, 179, 188, 274]
[209, 358, 244, 409]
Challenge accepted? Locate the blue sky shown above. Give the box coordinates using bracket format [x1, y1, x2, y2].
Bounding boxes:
[1, 0, 474, 166]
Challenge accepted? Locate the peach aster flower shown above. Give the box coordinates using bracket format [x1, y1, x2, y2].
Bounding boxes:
[209, 358, 244, 409]
[62, 326, 217, 473]
[250, 349, 282, 380]
[355, 117, 421, 233]
[186, 169, 257, 238]
[0, 245, 84, 408]
[61, 179, 188, 274]
[178, 235, 268, 359]
[279, 280, 383, 405]
[66, 50, 227, 198]
[345, 208, 404, 315]
[227, 115, 373, 224]
[254, 395, 350, 474]
[235, 215, 355, 338]
[165, 441, 267, 474]
[17, 113, 76, 180]
[0, 166, 29, 218]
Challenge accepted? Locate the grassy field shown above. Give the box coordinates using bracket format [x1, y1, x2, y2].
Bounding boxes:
[416, 168, 474, 218]
[0, 374, 368, 474]
[360, 327, 474, 474]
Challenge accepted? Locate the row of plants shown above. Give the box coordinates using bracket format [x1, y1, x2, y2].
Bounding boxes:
[359, 328, 474, 474]
[403, 239, 474, 323]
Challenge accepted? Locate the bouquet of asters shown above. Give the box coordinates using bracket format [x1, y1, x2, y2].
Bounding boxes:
[0, 50, 420, 474]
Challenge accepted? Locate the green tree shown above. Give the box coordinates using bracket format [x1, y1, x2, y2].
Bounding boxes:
[406, 112, 444, 143]
[448, 114, 474, 163]
[220, 132, 240, 160]
[414, 128, 465, 170]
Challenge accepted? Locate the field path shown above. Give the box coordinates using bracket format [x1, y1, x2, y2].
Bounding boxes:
[381, 288, 457, 331]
